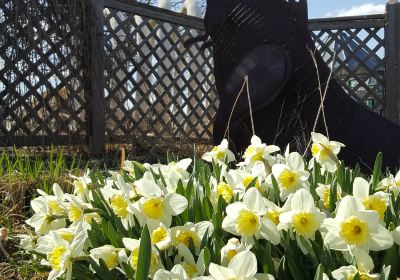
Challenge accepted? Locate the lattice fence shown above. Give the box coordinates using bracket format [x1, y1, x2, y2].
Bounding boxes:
[0, 1, 398, 150]
[310, 18, 386, 115]
[103, 5, 217, 142]
[0, 0, 88, 146]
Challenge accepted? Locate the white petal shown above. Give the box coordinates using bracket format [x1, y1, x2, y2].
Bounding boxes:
[229, 250, 257, 279]
[353, 248, 374, 272]
[368, 225, 394, 251]
[291, 189, 314, 211]
[353, 177, 369, 200]
[70, 223, 87, 258]
[358, 211, 379, 231]
[122, 238, 140, 251]
[244, 188, 267, 215]
[154, 269, 172, 280]
[392, 226, 400, 246]
[178, 244, 196, 266]
[135, 178, 162, 197]
[287, 152, 304, 171]
[165, 193, 188, 215]
[171, 264, 190, 279]
[336, 196, 361, 220]
[195, 221, 214, 240]
[311, 132, 328, 145]
[209, 263, 235, 280]
[177, 158, 192, 170]
[260, 218, 281, 245]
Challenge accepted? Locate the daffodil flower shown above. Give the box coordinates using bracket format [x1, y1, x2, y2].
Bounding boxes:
[148, 220, 172, 251]
[122, 237, 163, 277]
[177, 244, 206, 278]
[89, 245, 121, 270]
[271, 152, 310, 200]
[171, 221, 214, 253]
[227, 164, 267, 194]
[316, 183, 341, 210]
[154, 265, 215, 280]
[220, 238, 246, 266]
[310, 132, 345, 173]
[331, 248, 379, 279]
[323, 196, 393, 252]
[377, 170, 400, 197]
[209, 250, 274, 280]
[35, 223, 87, 280]
[130, 175, 188, 227]
[69, 170, 92, 201]
[26, 196, 66, 235]
[279, 189, 326, 239]
[202, 139, 235, 164]
[392, 226, 400, 246]
[239, 135, 280, 168]
[222, 188, 280, 246]
[353, 177, 389, 221]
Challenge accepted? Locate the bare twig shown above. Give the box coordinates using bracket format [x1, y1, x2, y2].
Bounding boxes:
[303, 47, 337, 156]
[223, 76, 249, 140]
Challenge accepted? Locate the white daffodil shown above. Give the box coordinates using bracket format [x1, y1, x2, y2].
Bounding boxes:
[210, 175, 244, 204]
[331, 248, 379, 279]
[89, 245, 121, 270]
[271, 152, 310, 200]
[227, 163, 267, 194]
[263, 197, 292, 227]
[154, 265, 215, 280]
[122, 237, 163, 277]
[171, 221, 213, 253]
[209, 250, 274, 280]
[130, 175, 188, 227]
[279, 189, 326, 239]
[65, 195, 94, 226]
[392, 226, 400, 246]
[35, 223, 87, 280]
[148, 220, 172, 251]
[316, 183, 341, 210]
[36, 183, 68, 216]
[310, 132, 345, 173]
[177, 244, 206, 278]
[222, 188, 280, 246]
[377, 170, 400, 197]
[220, 238, 246, 266]
[26, 195, 66, 235]
[323, 196, 393, 252]
[70, 170, 92, 201]
[202, 139, 235, 164]
[239, 135, 280, 168]
[353, 177, 389, 221]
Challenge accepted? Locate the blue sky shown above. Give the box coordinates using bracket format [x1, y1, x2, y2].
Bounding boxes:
[308, 0, 387, 18]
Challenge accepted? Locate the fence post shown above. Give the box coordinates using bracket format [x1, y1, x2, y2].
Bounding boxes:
[385, 0, 400, 123]
[86, 0, 106, 155]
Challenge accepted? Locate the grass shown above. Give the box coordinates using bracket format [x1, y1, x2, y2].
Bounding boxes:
[0, 140, 208, 279]
[0, 147, 91, 280]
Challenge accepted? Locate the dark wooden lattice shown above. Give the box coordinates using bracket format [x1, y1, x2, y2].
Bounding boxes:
[103, 4, 217, 143]
[0, 1, 395, 149]
[0, 0, 88, 146]
[310, 18, 386, 115]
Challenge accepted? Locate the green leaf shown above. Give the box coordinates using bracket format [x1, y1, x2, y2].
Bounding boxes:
[136, 224, 152, 280]
[314, 264, 325, 280]
[371, 152, 382, 191]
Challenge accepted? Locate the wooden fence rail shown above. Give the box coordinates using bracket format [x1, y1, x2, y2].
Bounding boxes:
[0, 0, 399, 153]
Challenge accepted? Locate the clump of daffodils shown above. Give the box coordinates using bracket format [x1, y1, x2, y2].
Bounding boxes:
[20, 133, 400, 280]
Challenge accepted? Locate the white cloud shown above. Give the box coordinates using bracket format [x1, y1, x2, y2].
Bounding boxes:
[325, 3, 385, 17]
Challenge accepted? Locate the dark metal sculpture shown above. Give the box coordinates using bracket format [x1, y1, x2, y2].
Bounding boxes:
[188, 0, 400, 170]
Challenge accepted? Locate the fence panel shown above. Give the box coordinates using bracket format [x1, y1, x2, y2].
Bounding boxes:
[310, 15, 386, 115]
[103, 0, 217, 144]
[0, 0, 88, 146]
[0, 0, 397, 149]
